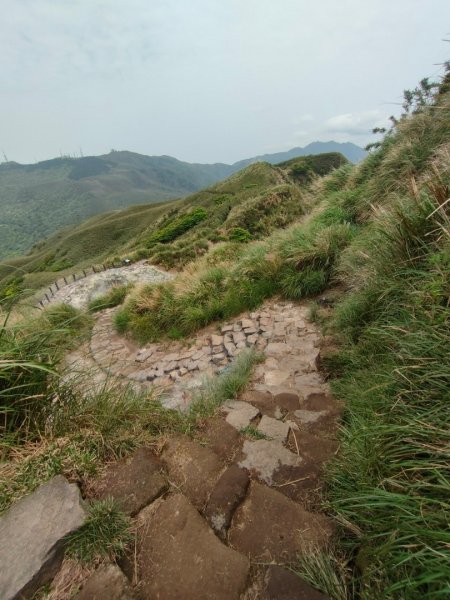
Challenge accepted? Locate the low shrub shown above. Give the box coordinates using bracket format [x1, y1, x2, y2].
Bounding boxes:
[88, 284, 131, 312]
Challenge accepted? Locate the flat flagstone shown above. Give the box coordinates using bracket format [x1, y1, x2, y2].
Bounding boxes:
[204, 465, 250, 539]
[136, 494, 249, 600]
[294, 409, 328, 424]
[74, 564, 135, 600]
[229, 482, 333, 562]
[161, 436, 223, 510]
[222, 400, 260, 430]
[0, 476, 86, 600]
[238, 439, 302, 485]
[257, 415, 291, 443]
[91, 447, 167, 516]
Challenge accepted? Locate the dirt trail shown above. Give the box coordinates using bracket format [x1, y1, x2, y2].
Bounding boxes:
[60, 295, 340, 599]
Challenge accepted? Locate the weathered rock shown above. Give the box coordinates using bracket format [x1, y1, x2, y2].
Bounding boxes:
[257, 415, 291, 442]
[229, 482, 333, 562]
[294, 409, 328, 424]
[224, 342, 237, 357]
[241, 390, 275, 417]
[266, 342, 292, 356]
[241, 318, 254, 329]
[273, 391, 301, 412]
[92, 447, 167, 516]
[238, 439, 302, 484]
[161, 436, 223, 509]
[74, 564, 135, 600]
[232, 331, 246, 344]
[261, 565, 331, 599]
[222, 400, 260, 430]
[135, 348, 153, 363]
[204, 465, 249, 539]
[211, 334, 223, 347]
[0, 476, 86, 600]
[199, 417, 242, 461]
[221, 324, 233, 334]
[136, 494, 249, 600]
[264, 369, 291, 387]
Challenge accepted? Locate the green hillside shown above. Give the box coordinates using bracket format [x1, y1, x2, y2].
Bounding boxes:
[112, 78, 450, 595]
[0, 144, 365, 261]
[1, 70, 449, 598]
[0, 152, 346, 298]
[0, 151, 235, 260]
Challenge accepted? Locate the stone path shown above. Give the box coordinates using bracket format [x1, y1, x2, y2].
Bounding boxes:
[53, 298, 341, 598]
[67, 300, 331, 412]
[44, 261, 171, 310]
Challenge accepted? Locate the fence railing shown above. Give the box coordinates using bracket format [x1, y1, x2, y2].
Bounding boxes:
[36, 260, 131, 308]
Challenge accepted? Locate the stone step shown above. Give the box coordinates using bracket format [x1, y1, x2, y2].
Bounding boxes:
[135, 493, 249, 600]
[228, 481, 333, 563]
[161, 436, 223, 510]
[89, 447, 168, 516]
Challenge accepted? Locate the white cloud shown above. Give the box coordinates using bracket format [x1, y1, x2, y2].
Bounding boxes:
[323, 110, 387, 136]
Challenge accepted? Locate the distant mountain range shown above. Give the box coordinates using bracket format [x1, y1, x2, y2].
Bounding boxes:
[0, 141, 366, 259]
[233, 141, 367, 168]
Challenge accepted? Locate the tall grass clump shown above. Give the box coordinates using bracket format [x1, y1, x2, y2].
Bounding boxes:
[66, 498, 132, 563]
[0, 302, 91, 441]
[322, 89, 450, 598]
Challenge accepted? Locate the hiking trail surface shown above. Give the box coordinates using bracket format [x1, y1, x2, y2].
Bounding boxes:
[3, 266, 341, 599]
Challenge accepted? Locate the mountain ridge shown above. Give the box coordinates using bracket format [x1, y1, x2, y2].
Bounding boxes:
[0, 142, 365, 259]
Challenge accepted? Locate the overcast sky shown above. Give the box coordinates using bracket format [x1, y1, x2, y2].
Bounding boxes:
[1, 0, 449, 165]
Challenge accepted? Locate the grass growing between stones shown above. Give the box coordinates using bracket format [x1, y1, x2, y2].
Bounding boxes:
[115, 197, 357, 344]
[65, 498, 132, 563]
[186, 348, 263, 426]
[240, 425, 269, 440]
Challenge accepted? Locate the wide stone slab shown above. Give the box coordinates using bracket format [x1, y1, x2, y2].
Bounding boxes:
[136, 493, 249, 599]
[229, 482, 333, 562]
[91, 447, 168, 516]
[161, 436, 223, 510]
[0, 476, 86, 600]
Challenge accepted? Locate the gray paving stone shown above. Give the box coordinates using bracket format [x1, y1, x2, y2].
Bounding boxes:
[0, 476, 86, 600]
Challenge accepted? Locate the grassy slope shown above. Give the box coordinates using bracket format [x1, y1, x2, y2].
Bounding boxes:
[0, 151, 235, 260]
[116, 91, 450, 597]
[2, 89, 449, 595]
[0, 152, 345, 299]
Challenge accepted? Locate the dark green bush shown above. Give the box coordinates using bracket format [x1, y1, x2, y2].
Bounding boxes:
[228, 227, 252, 242]
[146, 208, 208, 246]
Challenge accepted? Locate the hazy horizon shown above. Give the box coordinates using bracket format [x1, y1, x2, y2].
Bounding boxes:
[1, 0, 449, 165]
